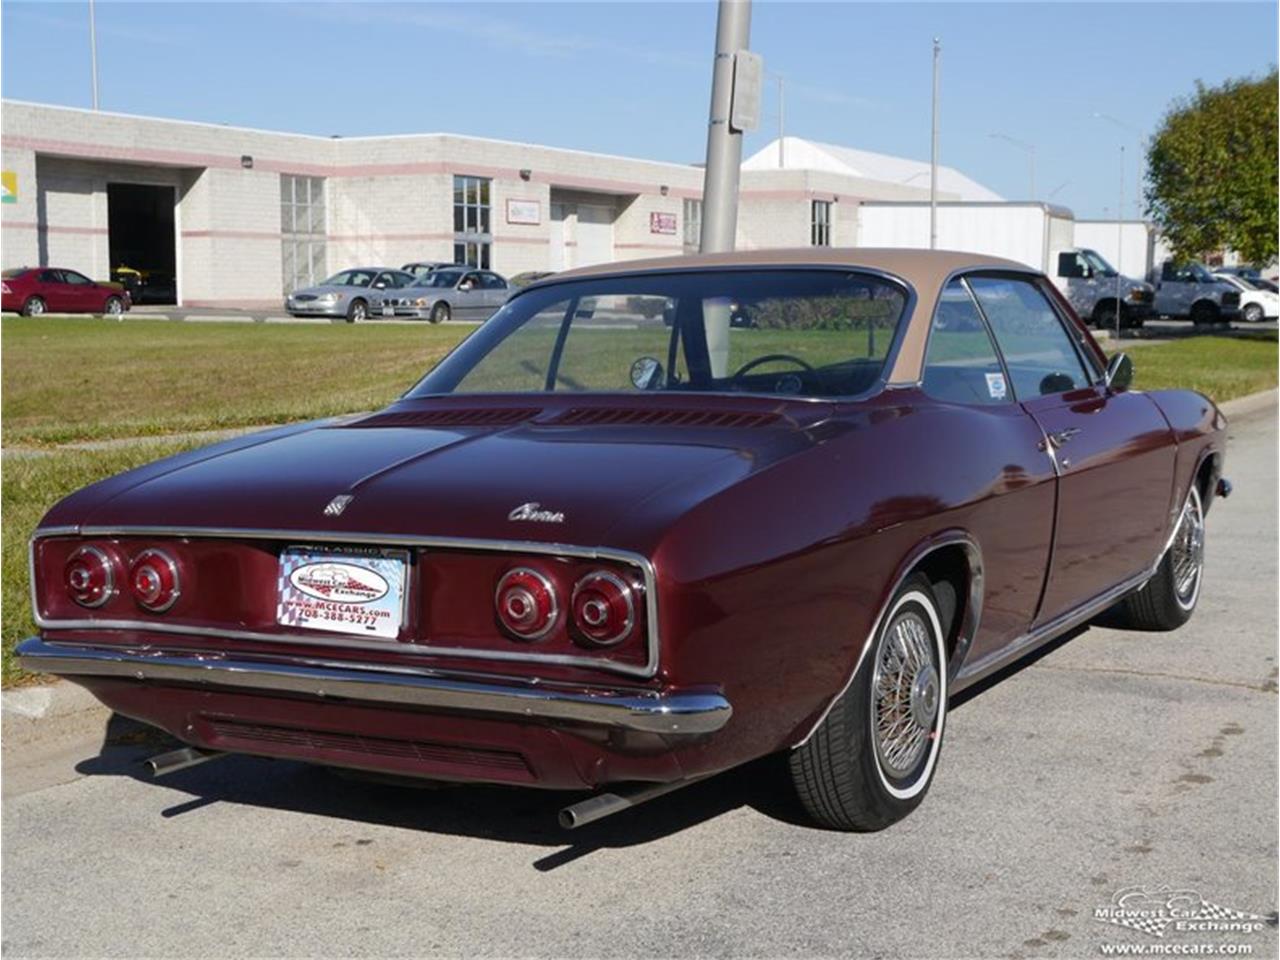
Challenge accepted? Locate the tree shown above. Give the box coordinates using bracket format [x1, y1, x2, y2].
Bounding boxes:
[1145, 69, 1278, 264]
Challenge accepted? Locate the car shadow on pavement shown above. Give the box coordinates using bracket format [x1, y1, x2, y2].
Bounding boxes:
[73, 714, 808, 869]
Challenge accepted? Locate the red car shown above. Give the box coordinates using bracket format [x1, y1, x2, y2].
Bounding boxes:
[2, 267, 131, 317]
[19, 249, 1228, 831]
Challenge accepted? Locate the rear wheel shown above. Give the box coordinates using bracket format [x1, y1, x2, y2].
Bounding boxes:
[346, 298, 367, 323]
[789, 573, 948, 831]
[21, 296, 45, 317]
[1190, 301, 1219, 327]
[431, 301, 451, 324]
[1117, 485, 1204, 630]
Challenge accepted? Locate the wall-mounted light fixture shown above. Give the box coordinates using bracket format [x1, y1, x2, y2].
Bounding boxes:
[240, 155, 254, 169]
[660, 184, 669, 196]
[519, 168, 532, 181]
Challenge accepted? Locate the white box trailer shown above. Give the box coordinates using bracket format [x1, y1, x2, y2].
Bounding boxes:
[1073, 220, 1155, 281]
[855, 201, 1075, 273]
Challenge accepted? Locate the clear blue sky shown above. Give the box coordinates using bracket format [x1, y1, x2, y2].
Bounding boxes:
[2, 1, 1275, 218]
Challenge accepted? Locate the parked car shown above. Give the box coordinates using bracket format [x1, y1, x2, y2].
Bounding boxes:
[285, 268, 415, 322]
[1213, 273, 1279, 322]
[1, 267, 131, 317]
[19, 249, 1228, 832]
[509, 271, 556, 288]
[402, 261, 453, 279]
[378, 268, 509, 322]
[1251, 277, 1279, 294]
[1151, 260, 1242, 324]
[1052, 248, 1154, 329]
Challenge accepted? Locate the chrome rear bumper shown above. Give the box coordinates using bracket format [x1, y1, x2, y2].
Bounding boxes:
[16, 637, 731, 736]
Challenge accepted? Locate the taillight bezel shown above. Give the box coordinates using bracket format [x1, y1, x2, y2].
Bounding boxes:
[64, 545, 120, 609]
[571, 570, 638, 647]
[494, 565, 560, 642]
[128, 548, 182, 613]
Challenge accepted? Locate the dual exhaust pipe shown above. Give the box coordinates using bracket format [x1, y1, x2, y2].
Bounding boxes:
[146, 745, 698, 830]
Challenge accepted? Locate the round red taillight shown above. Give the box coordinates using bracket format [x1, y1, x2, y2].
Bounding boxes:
[571, 571, 637, 647]
[495, 567, 558, 641]
[129, 549, 181, 613]
[64, 546, 117, 608]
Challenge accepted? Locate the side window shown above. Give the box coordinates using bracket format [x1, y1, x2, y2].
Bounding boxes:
[922, 280, 1010, 406]
[62, 270, 93, 285]
[1057, 252, 1087, 279]
[461, 272, 482, 290]
[38, 270, 62, 283]
[483, 273, 507, 290]
[968, 276, 1092, 399]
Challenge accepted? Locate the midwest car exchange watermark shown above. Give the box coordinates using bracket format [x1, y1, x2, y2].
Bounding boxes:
[1094, 885, 1271, 955]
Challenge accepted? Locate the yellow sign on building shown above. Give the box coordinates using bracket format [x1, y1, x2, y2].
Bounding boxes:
[1, 170, 16, 204]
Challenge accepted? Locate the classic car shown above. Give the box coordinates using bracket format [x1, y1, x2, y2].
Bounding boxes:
[2, 267, 131, 317]
[285, 267, 415, 322]
[19, 248, 1230, 832]
[377, 268, 510, 323]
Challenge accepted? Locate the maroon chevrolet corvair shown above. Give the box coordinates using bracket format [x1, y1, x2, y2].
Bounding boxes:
[20, 249, 1230, 831]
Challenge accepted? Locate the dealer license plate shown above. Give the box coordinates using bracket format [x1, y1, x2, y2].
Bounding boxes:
[276, 546, 408, 640]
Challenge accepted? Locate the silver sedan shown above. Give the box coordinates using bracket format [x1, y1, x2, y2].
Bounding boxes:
[377, 268, 511, 323]
[285, 267, 415, 322]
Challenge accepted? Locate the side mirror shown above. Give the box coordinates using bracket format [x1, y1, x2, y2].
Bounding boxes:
[1105, 352, 1133, 391]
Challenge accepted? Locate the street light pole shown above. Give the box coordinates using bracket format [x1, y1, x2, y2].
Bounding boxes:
[1116, 144, 1124, 339]
[88, 0, 100, 110]
[699, 0, 752, 254]
[930, 37, 940, 249]
[777, 73, 785, 168]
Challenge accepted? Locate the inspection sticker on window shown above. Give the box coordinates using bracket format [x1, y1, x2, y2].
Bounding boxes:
[277, 546, 408, 639]
[985, 372, 1008, 400]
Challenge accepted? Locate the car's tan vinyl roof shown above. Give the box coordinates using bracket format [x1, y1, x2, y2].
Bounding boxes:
[547, 248, 1039, 384]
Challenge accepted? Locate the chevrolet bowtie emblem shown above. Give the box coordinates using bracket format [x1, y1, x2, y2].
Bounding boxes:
[323, 494, 354, 517]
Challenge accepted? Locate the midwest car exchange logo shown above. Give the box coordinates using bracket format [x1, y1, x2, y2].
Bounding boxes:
[1095, 886, 1267, 938]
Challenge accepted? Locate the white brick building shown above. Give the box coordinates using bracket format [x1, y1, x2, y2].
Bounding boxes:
[1, 100, 1000, 308]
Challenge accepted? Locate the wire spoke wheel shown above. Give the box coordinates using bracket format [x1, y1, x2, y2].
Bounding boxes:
[872, 610, 939, 780]
[1171, 486, 1205, 609]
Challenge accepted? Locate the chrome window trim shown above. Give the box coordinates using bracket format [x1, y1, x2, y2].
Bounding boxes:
[30, 526, 661, 680]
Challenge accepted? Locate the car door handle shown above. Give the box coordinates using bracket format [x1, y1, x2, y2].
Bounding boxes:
[1046, 428, 1081, 448]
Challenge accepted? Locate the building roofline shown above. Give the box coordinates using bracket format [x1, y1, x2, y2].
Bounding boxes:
[857, 199, 1075, 219]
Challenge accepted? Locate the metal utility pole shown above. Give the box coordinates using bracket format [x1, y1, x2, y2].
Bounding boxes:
[930, 37, 940, 249]
[699, 0, 754, 254]
[88, 0, 100, 110]
[1115, 144, 1125, 339]
[989, 132, 1036, 199]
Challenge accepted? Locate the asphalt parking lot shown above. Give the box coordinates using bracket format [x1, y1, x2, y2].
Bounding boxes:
[2, 405, 1276, 959]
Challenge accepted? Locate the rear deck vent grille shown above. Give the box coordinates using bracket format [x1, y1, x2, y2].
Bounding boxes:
[344, 408, 539, 429]
[549, 408, 780, 429]
[207, 719, 530, 773]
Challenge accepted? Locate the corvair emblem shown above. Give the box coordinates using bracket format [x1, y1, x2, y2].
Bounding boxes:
[508, 502, 565, 523]
[323, 494, 354, 517]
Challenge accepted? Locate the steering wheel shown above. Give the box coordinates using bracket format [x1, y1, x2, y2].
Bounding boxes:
[730, 353, 816, 381]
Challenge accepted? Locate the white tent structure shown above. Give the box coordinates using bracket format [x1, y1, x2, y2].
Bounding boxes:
[743, 137, 1003, 202]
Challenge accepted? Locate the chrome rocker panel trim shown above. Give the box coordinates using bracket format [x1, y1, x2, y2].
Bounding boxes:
[15, 637, 732, 737]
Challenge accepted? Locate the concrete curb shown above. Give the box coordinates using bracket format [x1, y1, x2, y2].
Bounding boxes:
[4, 387, 1275, 751]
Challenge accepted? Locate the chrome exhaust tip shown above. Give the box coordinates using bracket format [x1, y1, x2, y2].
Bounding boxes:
[558, 777, 704, 830]
[146, 746, 224, 777]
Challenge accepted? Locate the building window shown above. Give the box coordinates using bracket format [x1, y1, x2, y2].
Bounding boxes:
[811, 200, 832, 247]
[683, 198, 702, 253]
[453, 175, 492, 268]
[280, 174, 326, 295]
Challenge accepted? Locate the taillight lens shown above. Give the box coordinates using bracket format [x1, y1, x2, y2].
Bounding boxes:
[571, 571, 637, 646]
[129, 548, 181, 612]
[64, 546, 118, 608]
[1, 281, 11, 295]
[495, 567, 558, 641]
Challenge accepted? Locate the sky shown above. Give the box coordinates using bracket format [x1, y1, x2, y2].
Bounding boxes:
[1, 1, 1276, 218]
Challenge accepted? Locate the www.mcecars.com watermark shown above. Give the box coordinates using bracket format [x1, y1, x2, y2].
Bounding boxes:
[1094, 886, 1270, 956]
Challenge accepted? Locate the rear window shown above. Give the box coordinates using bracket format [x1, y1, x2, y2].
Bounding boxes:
[2, 268, 29, 279]
[410, 268, 909, 400]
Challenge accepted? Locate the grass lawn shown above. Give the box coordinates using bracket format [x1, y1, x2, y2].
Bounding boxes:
[1, 321, 1274, 685]
[2, 318, 472, 447]
[2, 441, 203, 685]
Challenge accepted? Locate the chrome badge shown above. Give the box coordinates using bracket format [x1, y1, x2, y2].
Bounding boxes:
[508, 502, 565, 524]
[323, 494, 354, 517]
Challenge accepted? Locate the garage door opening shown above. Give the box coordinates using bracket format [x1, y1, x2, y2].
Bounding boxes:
[107, 183, 177, 305]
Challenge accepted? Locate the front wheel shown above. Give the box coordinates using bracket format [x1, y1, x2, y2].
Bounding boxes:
[1117, 485, 1204, 631]
[103, 296, 125, 318]
[789, 573, 948, 831]
[21, 296, 46, 317]
[1190, 301, 1219, 327]
[430, 301, 451, 324]
[1242, 303, 1264, 323]
[346, 298, 367, 323]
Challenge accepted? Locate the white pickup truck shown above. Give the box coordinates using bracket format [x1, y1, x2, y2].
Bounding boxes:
[1150, 260, 1242, 325]
[1052, 248, 1155, 330]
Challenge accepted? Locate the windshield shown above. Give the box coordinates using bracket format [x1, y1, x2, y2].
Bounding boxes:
[413, 270, 464, 288]
[1189, 263, 1218, 283]
[1081, 249, 1118, 278]
[409, 269, 909, 400]
[322, 270, 375, 288]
